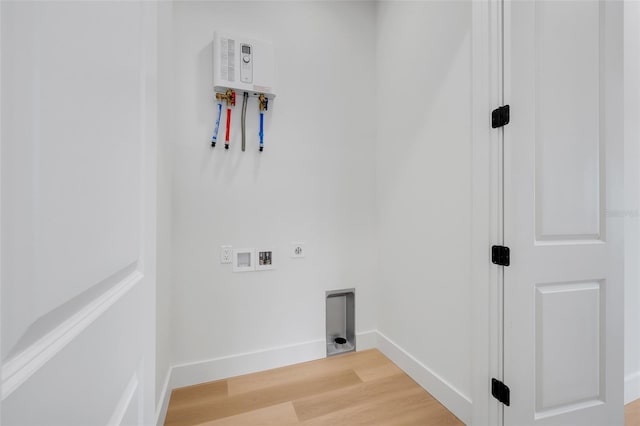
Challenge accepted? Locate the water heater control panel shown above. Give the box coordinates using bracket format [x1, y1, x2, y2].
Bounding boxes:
[240, 43, 253, 83]
[213, 32, 275, 99]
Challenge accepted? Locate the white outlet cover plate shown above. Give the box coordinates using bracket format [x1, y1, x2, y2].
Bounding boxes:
[291, 242, 305, 258]
[221, 245, 232, 264]
[255, 247, 276, 271]
[232, 248, 255, 272]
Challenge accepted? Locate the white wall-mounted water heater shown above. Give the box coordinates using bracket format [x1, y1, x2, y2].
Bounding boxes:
[213, 32, 276, 99]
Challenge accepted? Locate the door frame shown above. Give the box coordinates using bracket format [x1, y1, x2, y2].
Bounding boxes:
[471, 0, 503, 424]
[624, 0, 640, 406]
[0, 0, 4, 420]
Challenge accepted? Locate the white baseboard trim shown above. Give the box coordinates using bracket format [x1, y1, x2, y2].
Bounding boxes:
[625, 370, 640, 404]
[166, 331, 378, 398]
[356, 329, 378, 351]
[155, 368, 172, 426]
[169, 339, 326, 391]
[376, 331, 472, 425]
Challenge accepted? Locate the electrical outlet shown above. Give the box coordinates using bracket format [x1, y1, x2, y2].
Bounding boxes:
[221, 246, 232, 264]
[291, 242, 305, 258]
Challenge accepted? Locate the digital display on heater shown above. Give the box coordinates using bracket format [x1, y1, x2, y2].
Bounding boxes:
[242, 45, 251, 54]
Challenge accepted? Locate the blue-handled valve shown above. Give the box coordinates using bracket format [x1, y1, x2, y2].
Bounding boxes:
[211, 102, 222, 147]
[258, 94, 268, 152]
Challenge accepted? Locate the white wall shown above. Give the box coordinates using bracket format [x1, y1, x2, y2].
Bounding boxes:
[170, 0, 377, 369]
[167, 3, 475, 423]
[375, 0, 473, 418]
[624, 0, 640, 405]
[1, 2, 157, 424]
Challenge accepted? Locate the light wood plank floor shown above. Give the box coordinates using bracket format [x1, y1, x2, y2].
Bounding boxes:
[165, 349, 463, 425]
[165, 349, 640, 426]
[627, 398, 640, 426]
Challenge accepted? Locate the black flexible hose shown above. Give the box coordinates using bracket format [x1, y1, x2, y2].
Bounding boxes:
[241, 92, 248, 152]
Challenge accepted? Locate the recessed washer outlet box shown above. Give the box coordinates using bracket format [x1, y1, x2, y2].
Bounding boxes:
[326, 289, 355, 356]
[255, 248, 275, 271]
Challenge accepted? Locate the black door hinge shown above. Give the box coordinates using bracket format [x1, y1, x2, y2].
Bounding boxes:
[492, 378, 510, 406]
[492, 105, 510, 128]
[491, 245, 510, 266]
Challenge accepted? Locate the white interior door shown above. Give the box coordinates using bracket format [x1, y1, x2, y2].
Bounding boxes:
[503, 0, 624, 425]
[1, 2, 157, 425]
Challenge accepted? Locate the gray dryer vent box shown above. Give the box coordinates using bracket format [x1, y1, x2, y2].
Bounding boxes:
[325, 289, 355, 356]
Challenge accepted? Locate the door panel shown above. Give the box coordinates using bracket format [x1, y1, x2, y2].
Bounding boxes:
[534, 0, 602, 241]
[1, 2, 156, 424]
[504, 1, 623, 425]
[535, 281, 603, 414]
[2, 1, 142, 356]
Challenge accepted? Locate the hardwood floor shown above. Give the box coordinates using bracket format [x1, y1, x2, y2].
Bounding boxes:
[627, 398, 640, 426]
[165, 349, 640, 426]
[165, 349, 463, 425]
